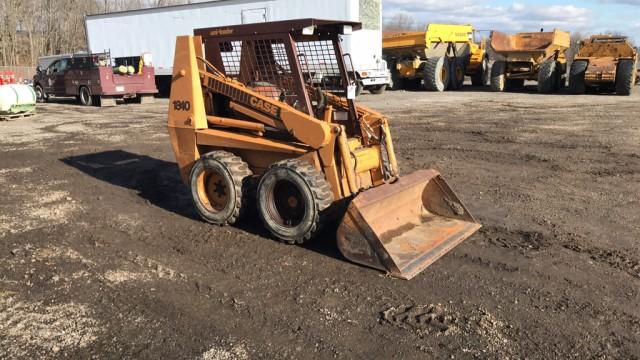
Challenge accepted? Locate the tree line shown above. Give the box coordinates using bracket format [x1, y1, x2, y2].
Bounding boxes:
[2, 3, 634, 67]
[0, 0, 187, 67]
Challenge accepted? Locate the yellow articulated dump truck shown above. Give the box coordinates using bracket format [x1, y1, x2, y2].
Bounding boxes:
[490, 29, 570, 93]
[569, 35, 638, 95]
[167, 19, 481, 280]
[382, 24, 488, 92]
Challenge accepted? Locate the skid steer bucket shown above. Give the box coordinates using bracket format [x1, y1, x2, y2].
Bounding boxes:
[336, 169, 480, 280]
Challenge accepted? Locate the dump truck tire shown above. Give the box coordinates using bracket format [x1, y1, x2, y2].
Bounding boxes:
[390, 64, 404, 90]
[423, 57, 449, 92]
[190, 151, 253, 226]
[369, 84, 386, 94]
[615, 59, 635, 96]
[257, 159, 333, 244]
[390, 74, 404, 91]
[569, 60, 587, 94]
[490, 61, 506, 92]
[449, 58, 465, 90]
[555, 62, 567, 90]
[471, 57, 489, 86]
[537, 60, 557, 93]
[79, 86, 93, 106]
[390, 76, 403, 91]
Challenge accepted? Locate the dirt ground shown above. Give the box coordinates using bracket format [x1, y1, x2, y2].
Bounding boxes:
[1, 85, 639, 359]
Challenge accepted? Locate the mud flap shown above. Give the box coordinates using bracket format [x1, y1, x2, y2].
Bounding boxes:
[336, 169, 481, 280]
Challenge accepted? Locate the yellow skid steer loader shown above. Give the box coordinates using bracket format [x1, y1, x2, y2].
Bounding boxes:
[167, 19, 480, 279]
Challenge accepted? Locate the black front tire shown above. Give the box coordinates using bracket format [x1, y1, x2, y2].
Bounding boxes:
[569, 60, 587, 94]
[369, 84, 386, 94]
[537, 60, 557, 93]
[257, 159, 333, 244]
[79, 86, 93, 106]
[190, 151, 253, 225]
[449, 57, 466, 90]
[35, 84, 47, 103]
[423, 56, 449, 92]
[490, 61, 506, 92]
[615, 59, 635, 96]
[471, 57, 489, 86]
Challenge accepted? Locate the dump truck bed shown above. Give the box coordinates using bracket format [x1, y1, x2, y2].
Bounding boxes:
[491, 30, 570, 58]
[575, 35, 637, 60]
[383, 24, 474, 50]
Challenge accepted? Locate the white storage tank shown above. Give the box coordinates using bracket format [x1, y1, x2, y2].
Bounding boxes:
[0, 84, 36, 115]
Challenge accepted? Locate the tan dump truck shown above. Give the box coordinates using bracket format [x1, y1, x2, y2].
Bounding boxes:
[490, 29, 570, 93]
[382, 24, 488, 92]
[569, 35, 638, 95]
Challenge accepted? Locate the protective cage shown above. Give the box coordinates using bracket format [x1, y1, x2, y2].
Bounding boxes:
[198, 21, 357, 118]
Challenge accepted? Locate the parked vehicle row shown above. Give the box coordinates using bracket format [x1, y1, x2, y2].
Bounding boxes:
[383, 26, 638, 96]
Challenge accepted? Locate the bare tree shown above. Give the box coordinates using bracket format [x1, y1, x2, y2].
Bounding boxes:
[0, 0, 188, 67]
[384, 13, 418, 33]
[567, 31, 587, 65]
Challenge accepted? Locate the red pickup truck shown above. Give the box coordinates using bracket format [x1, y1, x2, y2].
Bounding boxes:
[33, 53, 157, 106]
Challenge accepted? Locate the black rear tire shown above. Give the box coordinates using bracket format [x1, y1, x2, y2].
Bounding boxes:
[555, 62, 567, 91]
[79, 86, 93, 106]
[369, 84, 386, 94]
[257, 159, 333, 244]
[537, 60, 557, 93]
[423, 56, 449, 92]
[569, 60, 587, 94]
[471, 57, 489, 86]
[449, 57, 465, 90]
[490, 61, 506, 92]
[190, 151, 253, 225]
[615, 59, 635, 96]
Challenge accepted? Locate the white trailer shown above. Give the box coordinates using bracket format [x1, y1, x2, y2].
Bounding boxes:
[85, 0, 389, 95]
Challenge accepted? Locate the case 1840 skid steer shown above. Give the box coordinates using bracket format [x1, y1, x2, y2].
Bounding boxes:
[167, 19, 481, 280]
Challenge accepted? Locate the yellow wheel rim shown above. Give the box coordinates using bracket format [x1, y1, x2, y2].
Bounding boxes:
[197, 170, 229, 212]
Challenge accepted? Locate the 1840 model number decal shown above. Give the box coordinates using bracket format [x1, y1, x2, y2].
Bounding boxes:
[172, 100, 191, 111]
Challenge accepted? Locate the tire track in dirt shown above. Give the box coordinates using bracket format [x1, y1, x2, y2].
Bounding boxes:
[563, 243, 640, 279]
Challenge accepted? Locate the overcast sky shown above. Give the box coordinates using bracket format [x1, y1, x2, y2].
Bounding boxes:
[382, 0, 640, 42]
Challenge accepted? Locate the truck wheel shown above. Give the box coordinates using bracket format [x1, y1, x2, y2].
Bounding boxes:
[569, 60, 587, 94]
[35, 85, 47, 103]
[79, 87, 93, 106]
[190, 151, 253, 225]
[471, 58, 489, 86]
[490, 61, 506, 92]
[257, 159, 333, 244]
[449, 58, 465, 90]
[537, 60, 557, 93]
[369, 84, 386, 94]
[423, 57, 449, 92]
[615, 59, 635, 96]
[555, 61, 567, 90]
